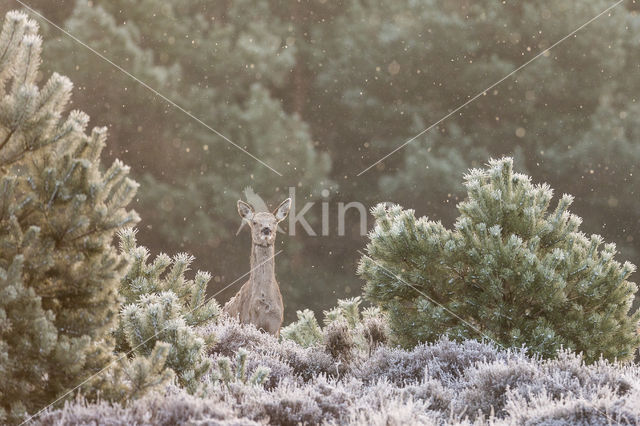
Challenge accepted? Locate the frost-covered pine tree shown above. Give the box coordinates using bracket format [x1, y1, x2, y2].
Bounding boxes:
[0, 11, 138, 422]
[0, 256, 57, 422]
[115, 228, 220, 394]
[358, 157, 640, 362]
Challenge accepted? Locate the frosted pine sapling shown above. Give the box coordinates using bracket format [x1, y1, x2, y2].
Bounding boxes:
[358, 157, 640, 362]
[115, 228, 220, 393]
[116, 341, 174, 401]
[281, 296, 388, 358]
[0, 11, 138, 421]
[281, 309, 323, 348]
[211, 348, 271, 388]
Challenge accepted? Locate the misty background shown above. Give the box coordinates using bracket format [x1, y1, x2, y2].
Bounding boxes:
[3, 0, 639, 322]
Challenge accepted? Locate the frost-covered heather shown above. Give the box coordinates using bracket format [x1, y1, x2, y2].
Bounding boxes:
[37, 317, 640, 425]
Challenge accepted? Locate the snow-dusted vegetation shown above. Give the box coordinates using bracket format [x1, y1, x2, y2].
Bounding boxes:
[3, 1, 640, 424]
[37, 320, 640, 425]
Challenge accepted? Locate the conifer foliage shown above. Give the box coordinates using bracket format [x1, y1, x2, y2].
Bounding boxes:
[0, 11, 138, 422]
[358, 158, 640, 362]
[281, 296, 388, 360]
[115, 229, 220, 393]
[212, 348, 271, 388]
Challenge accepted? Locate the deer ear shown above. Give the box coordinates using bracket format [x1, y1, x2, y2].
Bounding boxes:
[237, 200, 254, 220]
[274, 198, 291, 221]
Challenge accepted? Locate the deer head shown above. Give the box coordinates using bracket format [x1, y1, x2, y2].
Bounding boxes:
[237, 198, 291, 247]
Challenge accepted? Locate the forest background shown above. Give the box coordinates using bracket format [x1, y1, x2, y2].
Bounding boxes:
[3, 0, 639, 322]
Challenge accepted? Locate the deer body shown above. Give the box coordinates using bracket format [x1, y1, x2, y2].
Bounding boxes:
[223, 198, 291, 336]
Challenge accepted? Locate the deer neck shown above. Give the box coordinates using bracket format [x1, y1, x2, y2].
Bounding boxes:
[249, 243, 276, 288]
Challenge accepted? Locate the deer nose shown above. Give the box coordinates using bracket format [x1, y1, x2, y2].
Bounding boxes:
[261, 227, 271, 235]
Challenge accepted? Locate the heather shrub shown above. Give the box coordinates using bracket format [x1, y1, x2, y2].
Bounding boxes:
[336, 397, 443, 426]
[458, 357, 541, 417]
[403, 379, 455, 414]
[35, 386, 252, 426]
[355, 338, 515, 386]
[503, 387, 640, 425]
[203, 316, 337, 382]
[359, 157, 640, 362]
[323, 319, 355, 361]
[230, 378, 331, 425]
[37, 334, 640, 425]
[457, 350, 638, 420]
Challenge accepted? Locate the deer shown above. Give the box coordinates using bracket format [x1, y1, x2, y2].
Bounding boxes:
[223, 197, 292, 336]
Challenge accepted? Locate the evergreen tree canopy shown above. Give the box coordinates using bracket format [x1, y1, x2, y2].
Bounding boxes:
[0, 10, 138, 422]
[358, 158, 640, 362]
